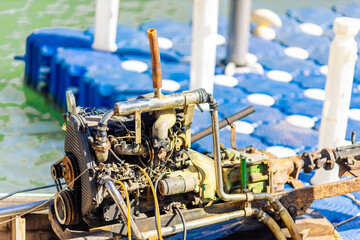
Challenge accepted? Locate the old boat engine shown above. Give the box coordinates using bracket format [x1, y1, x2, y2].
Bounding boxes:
[48, 29, 360, 240]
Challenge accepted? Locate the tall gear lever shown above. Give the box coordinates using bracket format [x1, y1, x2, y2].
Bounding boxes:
[147, 28, 162, 99]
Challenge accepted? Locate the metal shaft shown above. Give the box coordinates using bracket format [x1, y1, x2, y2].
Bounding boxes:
[0, 199, 53, 218]
[191, 105, 254, 143]
[227, 0, 252, 66]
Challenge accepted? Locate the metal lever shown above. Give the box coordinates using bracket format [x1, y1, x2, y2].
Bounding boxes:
[147, 28, 162, 98]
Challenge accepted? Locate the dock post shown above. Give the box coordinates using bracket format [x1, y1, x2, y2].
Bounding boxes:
[11, 217, 26, 240]
[311, 17, 360, 185]
[190, 0, 219, 94]
[227, 0, 252, 66]
[92, 0, 120, 52]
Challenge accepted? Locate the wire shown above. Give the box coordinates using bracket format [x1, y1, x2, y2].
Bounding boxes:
[154, 172, 166, 235]
[0, 183, 65, 201]
[334, 212, 360, 228]
[115, 180, 131, 240]
[0, 167, 91, 226]
[109, 148, 123, 163]
[154, 172, 166, 196]
[112, 115, 132, 133]
[174, 205, 187, 240]
[132, 165, 162, 240]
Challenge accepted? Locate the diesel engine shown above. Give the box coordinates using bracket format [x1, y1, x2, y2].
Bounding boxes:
[49, 29, 360, 240]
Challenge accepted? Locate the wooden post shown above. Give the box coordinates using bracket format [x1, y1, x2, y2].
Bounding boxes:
[11, 217, 26, 240]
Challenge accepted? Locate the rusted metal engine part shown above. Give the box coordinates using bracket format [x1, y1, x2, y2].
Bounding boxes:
[220, 146, 303, 195]
[48, 28, 360, 240]
[50, 89, 360, 239]
[50, 92, 307, 239]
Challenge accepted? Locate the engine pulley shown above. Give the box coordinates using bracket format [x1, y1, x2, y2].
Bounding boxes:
[62, 155, 79, 189]
[54, 189, 81, 225]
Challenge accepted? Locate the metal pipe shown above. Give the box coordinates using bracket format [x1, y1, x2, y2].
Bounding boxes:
[114, 89, 208, 116]
[253, 209, 286, 240]
[0, 199, 53, 218]
[147, 28, 162, 99]
[210, 109, 246, 202]
[142, 209, 246, 239]
[103, 176, 246, 240]
[99, 109, 115, 126]
[227, 0, 252, 66]
[98, 88, 209, 146]
[0, 184, 58, 201]
[191, 105, 255, 143]
[103, 179, 145, 239]
[208, 103, 301, 240]
[98, 109, 115, 143]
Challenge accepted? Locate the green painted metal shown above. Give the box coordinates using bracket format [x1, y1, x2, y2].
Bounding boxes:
[240, 157, 247, 189]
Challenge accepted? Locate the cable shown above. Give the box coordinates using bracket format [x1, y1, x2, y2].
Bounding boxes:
[0, 167, 90, 226]
[0, 183, 65, 201]
[174, 205, 187, 240]
[154, 172, 166, 235]
[115, 180, 131, 240]
[109, 148, 124, 163]
[154, 172, 166, 196]
[132, 165, 162, 240]
[334, 212, 360, 228]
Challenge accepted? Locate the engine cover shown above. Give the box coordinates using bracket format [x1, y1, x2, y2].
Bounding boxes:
[64, 115, 97, 216]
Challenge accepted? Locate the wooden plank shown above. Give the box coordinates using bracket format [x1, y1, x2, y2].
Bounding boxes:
[11, 217, 25, 240]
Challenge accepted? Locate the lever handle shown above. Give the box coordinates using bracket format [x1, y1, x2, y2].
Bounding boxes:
[147, 28, 162, 97]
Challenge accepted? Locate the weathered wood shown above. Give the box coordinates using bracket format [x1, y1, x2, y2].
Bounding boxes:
[0, 213, 57, 240]
[11, 217, 25, 240]
[0, 195, 56, 240]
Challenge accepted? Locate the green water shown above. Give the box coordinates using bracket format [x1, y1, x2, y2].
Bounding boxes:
[0, 0, 356, 193]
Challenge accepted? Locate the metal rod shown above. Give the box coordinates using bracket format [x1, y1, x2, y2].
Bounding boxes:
[0, 184, 59, 201]
[103, 179, 145, 239]
[241, 157, 247, 189]
[147, 28, 162, 98]
[103, 176, 249, 239]
[208, 105, 301, 240]
[227, 0, 252, 66]
[142, 209, 246, 239]
[0, 200, 53, 218]
[191, 105, 255, 143]
[210, 109, 246, 202]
